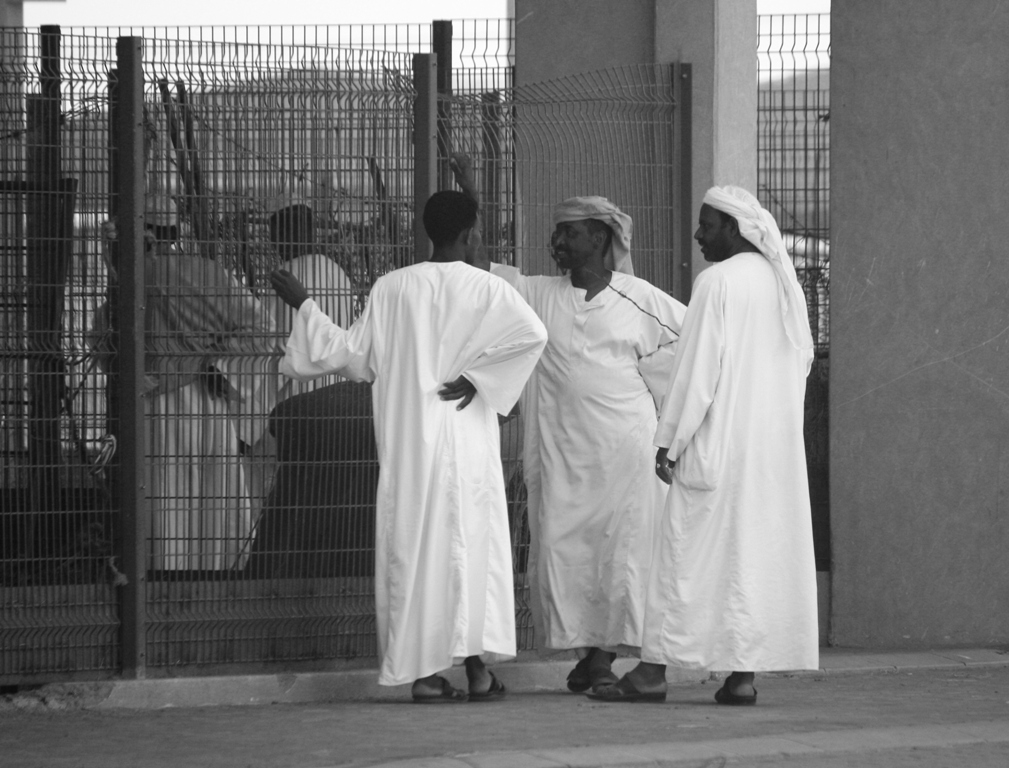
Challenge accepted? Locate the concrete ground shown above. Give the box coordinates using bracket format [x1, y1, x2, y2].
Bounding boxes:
[1, 647, 1008, 768]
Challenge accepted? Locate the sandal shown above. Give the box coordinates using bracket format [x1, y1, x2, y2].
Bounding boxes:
[714, 680, 757, 706]
[412, 676, 468, 704]
[566, 655, 593, 693]
[586, 674, 666, 703]
[468, 671, 506, 702]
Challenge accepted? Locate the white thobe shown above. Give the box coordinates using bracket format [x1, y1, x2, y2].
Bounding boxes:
[268, 253, 357, 401]
[282, 261, 547, 685]
[492, 265, 685, 652]
[644, 252, 818, 672]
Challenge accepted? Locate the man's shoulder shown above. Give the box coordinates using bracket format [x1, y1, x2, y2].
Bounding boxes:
[287, 253, 351, 283]
[615, 272, 682, 302]
[695, 254, 774, 296]
[375, 261, 491, 289]
[718, 252, 774, 282]
[615, 271, 665, 293]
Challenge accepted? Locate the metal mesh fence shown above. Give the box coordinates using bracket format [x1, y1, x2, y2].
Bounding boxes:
[2, 19, 692, 681]
[758, 13, 830, 352]
[139, 34, 413, 670]
[1, 29, 122, 678]
[1, 21, 522, 681]
[758, 13, 830, 570]
[1, 26, 418, 679]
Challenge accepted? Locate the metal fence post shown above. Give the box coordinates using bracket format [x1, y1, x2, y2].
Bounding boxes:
[413, 53, 437, 263]
[112, 36, 148, 679]
[432, 20, 452, 190]
[671, 62, 693, 305]
[23, 25, 63, 572]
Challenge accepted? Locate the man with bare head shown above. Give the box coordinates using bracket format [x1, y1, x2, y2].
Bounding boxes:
[270, 189, 547, 702]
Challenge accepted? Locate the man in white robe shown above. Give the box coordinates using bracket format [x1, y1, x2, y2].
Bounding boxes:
[590, 185, 818, 704]
[270, 190, 547, 702]
[244, 201, 360, 577]
[92, 196, 276, 572]
[451, 154, 687, 693]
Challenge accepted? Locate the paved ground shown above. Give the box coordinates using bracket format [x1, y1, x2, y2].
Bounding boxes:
[2, 648, 1008, 768]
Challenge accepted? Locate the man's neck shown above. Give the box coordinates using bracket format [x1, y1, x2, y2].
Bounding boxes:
[429, 248, 464, 264]
[569, 262, 611, 291]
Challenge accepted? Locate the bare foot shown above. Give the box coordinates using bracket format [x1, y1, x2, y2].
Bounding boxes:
[727, 671, 756, 697]
[464, 655, 492, 694]
[411, 674, 445, 698]
[625, 662, 668, 695]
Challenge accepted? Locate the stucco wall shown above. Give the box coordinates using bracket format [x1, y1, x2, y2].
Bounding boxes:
[514, 0, 654, 86]
[830, 0, 1009, 647]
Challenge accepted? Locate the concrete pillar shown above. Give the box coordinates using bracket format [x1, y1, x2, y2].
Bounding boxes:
[0, 1, 24, 27]
[655, 0, 756, 280]
[830, 0, 1009, 647]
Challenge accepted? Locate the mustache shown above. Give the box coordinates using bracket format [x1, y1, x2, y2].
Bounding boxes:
[550, 245, 570, 275]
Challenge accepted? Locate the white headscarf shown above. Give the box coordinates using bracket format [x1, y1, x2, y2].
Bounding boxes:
[702, 185, 814, 370]
[553, 196, 634, 275]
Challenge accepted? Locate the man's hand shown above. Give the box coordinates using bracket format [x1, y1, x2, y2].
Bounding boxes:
[438, 375, 477, 411]
[449, 152, 479, 202]
[655, 447, 674, 485]
[270, 269, 310, 310]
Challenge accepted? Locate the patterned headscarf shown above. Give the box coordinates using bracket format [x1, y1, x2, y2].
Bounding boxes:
[553, 196, 634, 275]
[703, 185, 813, 371]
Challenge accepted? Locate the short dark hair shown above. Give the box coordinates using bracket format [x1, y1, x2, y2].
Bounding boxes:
[144, 222, 179, 244]
[423, 191, 478, 247]
[269, 204, 314, 245]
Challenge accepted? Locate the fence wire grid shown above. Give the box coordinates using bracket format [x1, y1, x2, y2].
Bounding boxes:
[758, 13, 831, 571]
[1, 15, 829, 682]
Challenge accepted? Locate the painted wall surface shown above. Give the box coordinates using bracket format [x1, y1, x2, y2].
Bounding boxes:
[514, 0, 654, 85]
[830, 0, 1009, 647]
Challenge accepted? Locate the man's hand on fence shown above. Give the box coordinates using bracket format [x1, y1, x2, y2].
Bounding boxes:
[270, 269, 310, 310]
[450, 152, 479, 202]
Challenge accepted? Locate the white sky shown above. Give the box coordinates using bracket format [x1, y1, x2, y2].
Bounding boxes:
[24, 0, 829, 27]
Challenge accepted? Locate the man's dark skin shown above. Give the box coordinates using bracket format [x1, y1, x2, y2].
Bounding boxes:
[450, 153, 614, 302]
[610, 202, 759, 702]
[269, 203, 497, 700]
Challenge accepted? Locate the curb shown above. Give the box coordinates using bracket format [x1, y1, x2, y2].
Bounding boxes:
[4, 647, 1006, 711]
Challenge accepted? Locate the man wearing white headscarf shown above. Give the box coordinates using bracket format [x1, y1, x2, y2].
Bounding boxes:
[449, 152, 687, 691]
[590, 186, 817, 705]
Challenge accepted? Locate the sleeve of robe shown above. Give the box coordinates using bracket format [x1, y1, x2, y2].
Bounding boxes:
[280, 295, 377, 384]
[457, 277, 547, 416]
[488, 262, 530, 299]
[653, 267, 725, 459]
[637, 289, 688, 412]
